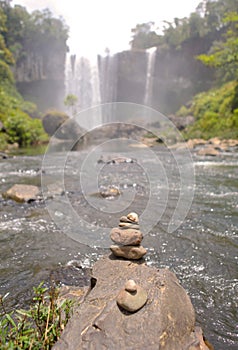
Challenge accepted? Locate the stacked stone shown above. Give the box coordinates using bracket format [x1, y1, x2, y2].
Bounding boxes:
[110, 212, 147, 260]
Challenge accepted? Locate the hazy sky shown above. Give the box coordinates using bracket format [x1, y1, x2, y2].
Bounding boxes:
[12, 0, 201, 56]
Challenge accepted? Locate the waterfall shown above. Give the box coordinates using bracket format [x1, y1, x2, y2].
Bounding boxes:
[144, 47, 157, 107]
[65, 54, 102, 124]
[98, 53, 118, 122]
[65, 52, 119, 125]
[99, 53, 118, 104]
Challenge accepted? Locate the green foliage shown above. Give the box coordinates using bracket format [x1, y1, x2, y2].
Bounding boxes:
[0, 1, 64, 150]
[0, 3, 69, 64]
[130, 1, 238, 53]
[0, 59, 13, 82]
[0, 132, 8, 150]
[64, 94, 78, 116]
[182, 81, 238, 139]
[197, 10, 238, 81]
[130, 22, 161, 50]
[0, 282, 74, 350]
[64, 94, 78, 107]
[5, 111, 48, 146]
[176, 105, 190, 117]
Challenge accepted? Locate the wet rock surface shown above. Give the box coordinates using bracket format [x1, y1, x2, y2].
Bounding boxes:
[116, 280, 148, 312]
[110, 244, 147, 260]
[197, 147, 220, 157]
[53, 256, 210, 350]
[2, 184, 40, 203]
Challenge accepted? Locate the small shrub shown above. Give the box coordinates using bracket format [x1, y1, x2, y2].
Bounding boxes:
[0, 132, 8, 150]
[182, 81, 238, 139]
[176, 105, 189, 117]
[5, 111, 48, 146]
[0, 282, 75, 350]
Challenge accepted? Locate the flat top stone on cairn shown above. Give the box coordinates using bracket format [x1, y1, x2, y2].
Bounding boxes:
[110, 212, 147, 260]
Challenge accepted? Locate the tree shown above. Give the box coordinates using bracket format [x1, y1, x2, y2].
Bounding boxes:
[197, 11, 238, 82]
[130, 22, 160, 50]
[64, 94, 78, 116]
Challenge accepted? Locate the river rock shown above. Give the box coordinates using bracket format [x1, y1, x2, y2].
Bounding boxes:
[117, 282, 148, 312]
[110, 227, 143, 246]
[187, 138, 207, 149]
[110, 245, 147, 260]
[53, 256, 211, 350]
[98, 156, 136, 164]
[2, 184, 40, 202]
[100, 186, 121, 198]
[43, 111, 84, 140]
[0, 152, 8, 159]
[197, 147, 220, 156]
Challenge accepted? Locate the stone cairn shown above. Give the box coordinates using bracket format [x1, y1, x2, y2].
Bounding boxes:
[110, 212, 147, 260]
[110, 212, 148, 312]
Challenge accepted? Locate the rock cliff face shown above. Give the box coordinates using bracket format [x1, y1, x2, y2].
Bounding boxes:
[17, 35, 214, 114]
[13, 50, 66, 111]
[98, 38, 214, 115]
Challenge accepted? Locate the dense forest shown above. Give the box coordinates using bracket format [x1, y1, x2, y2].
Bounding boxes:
[0, 0, 68, 150]
[131, 0, 238, 139]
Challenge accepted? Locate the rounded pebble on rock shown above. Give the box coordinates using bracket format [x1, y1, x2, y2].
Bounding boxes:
[117, 285, 148, 312]
[125, 280, 137, 293]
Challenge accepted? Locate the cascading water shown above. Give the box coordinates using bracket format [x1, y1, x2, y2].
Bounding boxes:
[65, 52, 119, 125]
[99, 53, 118, 104]
[65, 54, 102, 126]
[144, 47, 157, 107]
[98, 52, 118, 122]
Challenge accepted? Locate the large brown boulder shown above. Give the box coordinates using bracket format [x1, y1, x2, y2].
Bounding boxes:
[54, 256, 210, 350]
[42, 110, 84, 140]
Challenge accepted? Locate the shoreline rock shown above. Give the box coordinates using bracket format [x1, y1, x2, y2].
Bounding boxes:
[53, 256, 211, 350]
[2, 184, 40, 203]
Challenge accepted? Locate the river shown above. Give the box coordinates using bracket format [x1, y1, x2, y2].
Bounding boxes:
[0, 145, 237, 349]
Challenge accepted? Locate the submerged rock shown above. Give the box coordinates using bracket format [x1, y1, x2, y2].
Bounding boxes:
[100, 186, 121, 198]
[2, 184, 40, 203]
[97, 156, 136, 164]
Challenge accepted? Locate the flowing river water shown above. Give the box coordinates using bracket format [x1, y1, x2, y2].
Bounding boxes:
[0, 144, 237, 349]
